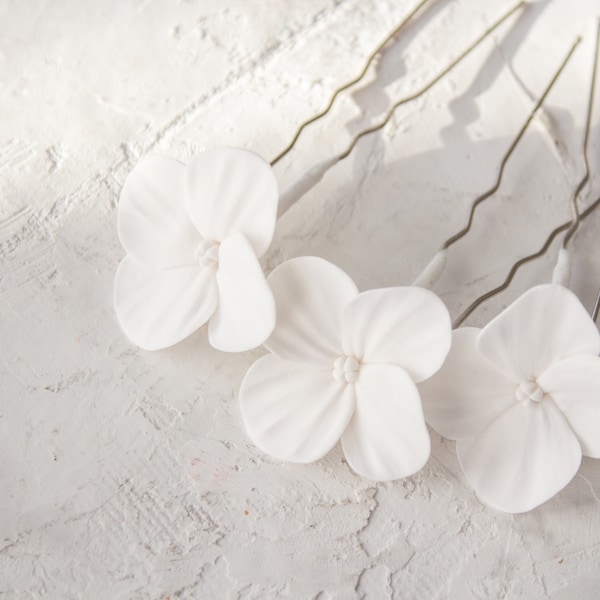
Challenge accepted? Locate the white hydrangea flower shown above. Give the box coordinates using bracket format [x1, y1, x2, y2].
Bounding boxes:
[114, 148, 277, 352]
[240, 256, 452, 481]
[420, 284, 600, 513]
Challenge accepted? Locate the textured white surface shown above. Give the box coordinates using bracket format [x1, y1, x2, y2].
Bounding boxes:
[1, 0, 600, 598]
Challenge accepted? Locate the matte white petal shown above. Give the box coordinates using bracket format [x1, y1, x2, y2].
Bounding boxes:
[114, 256, 218, 350]
[240, 354, 356, 463]
[265, 257, 359, 366]
[341, 364, 430, 481]
[478, 284, 600, 382]
[420, 328, 516, 440]
[208, 234, 275, 352]
[185, 147, 278, 257]
[341, 287, 451, 382]
[118, 155, 200, 268]
[538, 354, 600, 458]
[457, 399, 582, 513]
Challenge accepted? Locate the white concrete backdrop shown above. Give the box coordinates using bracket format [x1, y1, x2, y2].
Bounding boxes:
[1, 0, 600, 598]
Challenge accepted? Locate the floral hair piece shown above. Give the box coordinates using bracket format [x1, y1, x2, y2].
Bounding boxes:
[420, 26, 600, 513]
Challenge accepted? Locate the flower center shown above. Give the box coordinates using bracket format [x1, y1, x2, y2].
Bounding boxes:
[515, 380, 545, 404]
[194, 239, 219, 268]
[333, 355, 361, 384]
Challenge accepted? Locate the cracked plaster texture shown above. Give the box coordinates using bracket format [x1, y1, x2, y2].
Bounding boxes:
[1, 0, 600, 598]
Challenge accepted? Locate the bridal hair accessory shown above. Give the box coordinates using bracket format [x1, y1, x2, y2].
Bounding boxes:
[113, 0, 523, 351]
[420, 24, 600, 513]
[111, 0, 600, 511]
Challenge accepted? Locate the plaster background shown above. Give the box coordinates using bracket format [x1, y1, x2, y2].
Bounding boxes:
[1, 0, 600, 598]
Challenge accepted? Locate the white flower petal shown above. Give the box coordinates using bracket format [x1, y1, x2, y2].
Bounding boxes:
[538, 354, 600, 458]
[114, 256, 218, 350]
[239, 354, 356, 463]
[478, 284, 600, 382]
[208, 233, 275, 352]
[118, 155, 200, 268]
[341, 287, 451, 382]
[265, 257, 359, 366]
[340, 364, 430, 481]
[420, 328, 516, 440]
[185, 147, 278, 257]
[457, 399, 582, 513]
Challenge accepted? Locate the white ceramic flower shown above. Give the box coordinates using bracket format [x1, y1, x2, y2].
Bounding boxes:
[114, 148, 278, 352]
[239, 256, 452, 481]
[420, 284, 600, 513]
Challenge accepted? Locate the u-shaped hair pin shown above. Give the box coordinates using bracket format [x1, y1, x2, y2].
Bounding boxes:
[420, 19, 600, 513]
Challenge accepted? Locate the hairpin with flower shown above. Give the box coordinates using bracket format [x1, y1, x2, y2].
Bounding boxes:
[238, 3, 592, 483]
[112, 0, 430, 353]
[112, 0, 523, 354]
[419, 24, 600, 513]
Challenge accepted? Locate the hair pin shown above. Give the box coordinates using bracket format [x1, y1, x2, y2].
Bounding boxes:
[237, 2, 566, 483]
[420, 21, 600, 513]
[454, 194, 600, 328]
